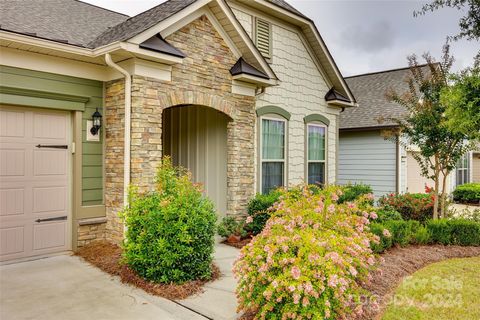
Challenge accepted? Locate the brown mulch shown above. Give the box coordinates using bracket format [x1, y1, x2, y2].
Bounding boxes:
[236, 244, 480, 320]
[357, 244, 480, 320]
[75, 240, 220, 300]
[222, 238, 252, 249]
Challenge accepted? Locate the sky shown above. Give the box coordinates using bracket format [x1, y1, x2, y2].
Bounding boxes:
[84, 0, 479, 76]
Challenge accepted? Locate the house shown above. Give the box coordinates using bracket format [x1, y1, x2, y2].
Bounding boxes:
[338, 66, 480, 198]
[0, 0, 356, 262]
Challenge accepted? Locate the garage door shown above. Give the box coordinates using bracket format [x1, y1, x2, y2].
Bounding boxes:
[0, 106, 71, 262]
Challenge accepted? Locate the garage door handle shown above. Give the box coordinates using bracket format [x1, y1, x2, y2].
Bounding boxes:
[36, 144, 68, 149]
[35, 216, 67, 223]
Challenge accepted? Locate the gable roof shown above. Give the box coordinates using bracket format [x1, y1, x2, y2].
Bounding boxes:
[340, 66, 431, 130]
[89, 0, 197, 48]
[230, 57, 269, 79]
[0, 0, 127, 47]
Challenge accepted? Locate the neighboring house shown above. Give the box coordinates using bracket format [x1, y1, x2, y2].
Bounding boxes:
[338, 66, 480, 198]
[0, 0, 356, 262]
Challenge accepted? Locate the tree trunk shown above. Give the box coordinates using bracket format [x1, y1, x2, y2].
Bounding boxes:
[440, 171, 449, 218]
[432, 157, 440, 219]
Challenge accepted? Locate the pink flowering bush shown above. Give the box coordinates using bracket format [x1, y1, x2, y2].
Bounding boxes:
[233, 186, 380, 319]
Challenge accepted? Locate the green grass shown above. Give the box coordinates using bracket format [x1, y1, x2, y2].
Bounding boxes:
[382, 257, 480, 320]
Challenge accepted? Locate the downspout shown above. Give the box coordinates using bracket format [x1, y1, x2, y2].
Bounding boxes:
[105, 53, 131, 211]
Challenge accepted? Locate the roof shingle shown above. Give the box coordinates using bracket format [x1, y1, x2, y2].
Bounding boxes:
[0, 0, 128, 47]
[339, 66, 429, 130]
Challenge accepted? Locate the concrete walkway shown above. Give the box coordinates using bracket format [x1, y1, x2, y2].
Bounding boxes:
[178, 244, 240, 320]
[0, 244, 241, 320]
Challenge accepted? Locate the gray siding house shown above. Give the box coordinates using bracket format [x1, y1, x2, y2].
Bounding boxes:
[338, 66, 480, 198]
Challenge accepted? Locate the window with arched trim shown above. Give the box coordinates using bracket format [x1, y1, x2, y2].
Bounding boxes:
[257, 106, 291, 194]
[304, 114, 329, 185]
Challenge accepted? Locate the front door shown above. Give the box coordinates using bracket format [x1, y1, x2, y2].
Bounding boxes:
[0, 106, 71, 262]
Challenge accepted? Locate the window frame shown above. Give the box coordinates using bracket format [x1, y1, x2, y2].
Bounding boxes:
[259, 115, 287, 194]
[456, 153, 470, 186]
[305, 122, 327, 186]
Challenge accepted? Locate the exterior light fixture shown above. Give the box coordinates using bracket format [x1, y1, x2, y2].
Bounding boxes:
[90, 108, 102, 135]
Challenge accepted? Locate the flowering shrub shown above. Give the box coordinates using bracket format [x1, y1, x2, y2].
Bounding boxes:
[245, 190, 282, 235]
[337, 184, 373, 204]
[233, 186, 380, 319]
[378, 192, 434, 222]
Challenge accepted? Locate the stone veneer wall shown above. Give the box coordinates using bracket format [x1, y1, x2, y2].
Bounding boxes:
[77, 222, 107, 247]
[104, 15, 256, 241]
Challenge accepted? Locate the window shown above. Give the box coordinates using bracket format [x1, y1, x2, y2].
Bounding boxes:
[261, 118, 285, 193]
[307, 124, 326, 185]
[255, 18, 271, 58]
[456, 154, 470, 186]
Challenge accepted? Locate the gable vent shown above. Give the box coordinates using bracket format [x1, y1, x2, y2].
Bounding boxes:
[255, 18, 271, 58]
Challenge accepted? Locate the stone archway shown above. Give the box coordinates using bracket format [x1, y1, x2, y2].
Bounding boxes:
[163, 105, 230, 216]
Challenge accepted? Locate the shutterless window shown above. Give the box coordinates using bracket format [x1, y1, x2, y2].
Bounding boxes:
[456, 154, 470, 186]
[261, 118, 285, 194]
[307, 124, 326, 185]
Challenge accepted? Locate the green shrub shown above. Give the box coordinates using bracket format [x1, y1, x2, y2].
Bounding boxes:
[412, 225, 431, 245]
[383, 220, 418, 246]
[234, 186, 379, 319]
[378, 193, 434, 222]
[245, 190, 282, 235]
[338, 183, 373, 204]
[370, 223, 393, 253]
[217, 216, 247, 238]
[453, 183, 480, 203]
[122, 157, 217, 284]
[376, 206, 403, 223]
[428, 219, 480, 246]
[427, 219, 452, 245]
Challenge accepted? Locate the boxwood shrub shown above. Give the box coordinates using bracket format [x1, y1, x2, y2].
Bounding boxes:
[337, 183, 373, 204]
[427, 219, 480, 246]
[122, 158, 217, 284]
[245, 190, 282, 235]
[452, 183, 480, 204]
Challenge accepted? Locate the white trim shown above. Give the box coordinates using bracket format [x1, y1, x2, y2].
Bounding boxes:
[159, 8, 242, 59]
[305, 123, 327, 185]
[128, 0, 213, 44]
[232, 73, 277, 86]
[259, 116, 287, 193]
[119, 43, 183, 65]
[117, 58, 172, 82]
[327, 100, 358, 108]
[0, 46, 117, 81]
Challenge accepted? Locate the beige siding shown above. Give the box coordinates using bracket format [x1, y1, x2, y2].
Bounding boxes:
[230, 7, 338, 187]
[473, 153, 480, 183]
[163, 106, 228, 216]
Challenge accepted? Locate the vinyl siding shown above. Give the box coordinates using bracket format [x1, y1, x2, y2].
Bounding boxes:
[338, 130, 396, 198]
[231, 7, 339, 188]
[0, 65, 103, 206]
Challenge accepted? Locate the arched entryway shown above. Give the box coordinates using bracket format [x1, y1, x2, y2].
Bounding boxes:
[163, 105, 230, 217]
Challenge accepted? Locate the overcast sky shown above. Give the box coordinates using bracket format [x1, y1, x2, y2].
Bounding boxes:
[84, 0, 479, 76]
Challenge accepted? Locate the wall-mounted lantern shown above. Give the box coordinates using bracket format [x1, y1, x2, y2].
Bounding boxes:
[90, 108, 102, 135]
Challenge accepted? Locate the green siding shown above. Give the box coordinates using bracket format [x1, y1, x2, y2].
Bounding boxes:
[0, 65, 104, 206]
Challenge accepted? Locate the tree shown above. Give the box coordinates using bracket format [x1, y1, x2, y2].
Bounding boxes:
[415, 0, 480, 41]
[385, 44, 474, 219]
[442, 67, 480, 140]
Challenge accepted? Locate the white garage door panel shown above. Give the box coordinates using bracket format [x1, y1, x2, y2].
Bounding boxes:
[0, 106, 71, 262]
[0, 188, 24, 216]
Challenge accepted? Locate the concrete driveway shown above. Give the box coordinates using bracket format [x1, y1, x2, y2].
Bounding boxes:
[0, 255, 206, 320]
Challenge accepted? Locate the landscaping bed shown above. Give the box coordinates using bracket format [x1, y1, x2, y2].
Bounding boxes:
[358, 244, 480, 320]
[76, 240, 220, 300]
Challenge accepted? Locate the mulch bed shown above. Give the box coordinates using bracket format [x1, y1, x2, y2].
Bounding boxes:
[75, 240, 220, 300]
[358, 244, 480, 320]
[222, 238, 252, 249]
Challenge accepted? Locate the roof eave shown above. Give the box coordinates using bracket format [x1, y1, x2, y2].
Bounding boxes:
[232, 73, 278, 86]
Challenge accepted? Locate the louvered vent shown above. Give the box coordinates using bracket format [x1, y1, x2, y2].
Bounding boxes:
[255, 18, 271, 58]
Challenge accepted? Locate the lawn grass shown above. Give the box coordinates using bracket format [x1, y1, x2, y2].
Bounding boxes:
[382, 256, 480, 320]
